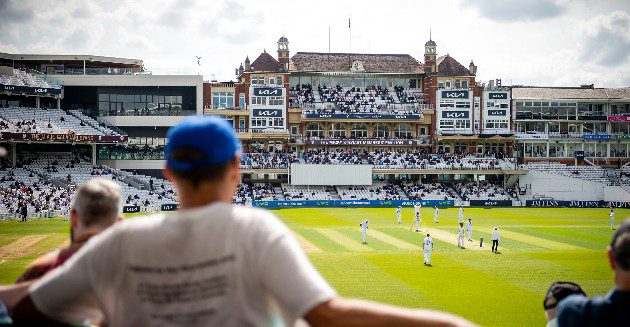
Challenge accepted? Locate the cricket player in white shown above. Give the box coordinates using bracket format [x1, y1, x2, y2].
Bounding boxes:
[423, 233, 434, 265]
[491, 227, 501, 253]
[458, 206, 464, 224]
[360, 219, 369, 244]
[610, 209, 615, 230]
[466, 218, 472, 241]
[414, 202, 421, 217]
[396, 206, 402, 224]
[434, 206, 439, 223]
[457, 223, 465, 248]
[411, 212, 422, 232]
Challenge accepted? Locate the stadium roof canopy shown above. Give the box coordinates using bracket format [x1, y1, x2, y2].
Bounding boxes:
[289, 52, 424, 74]
[511, 86, 630, 101]
[0, 52, 143, 68]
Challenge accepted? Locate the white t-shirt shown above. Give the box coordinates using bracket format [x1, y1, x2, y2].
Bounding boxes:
[30, 203, 336, 326]
[458, 226, 465, 237]
[423, 237, 433, 251]
[610, 212, 614, 219]
[414, 204, 420, 214]
[361, 220, 369, 231]
[434, 208, 439, 215]
[492, 229, 500, 241]
[466, 221, 472, 231]
[396, 208, 401, 215]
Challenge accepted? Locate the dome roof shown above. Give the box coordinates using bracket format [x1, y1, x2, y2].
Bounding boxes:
[425, 39, 436, 47]
[278, 36, 288, 43]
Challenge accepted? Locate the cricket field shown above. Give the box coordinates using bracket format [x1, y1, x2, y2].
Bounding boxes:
[0, 207, 626, 326]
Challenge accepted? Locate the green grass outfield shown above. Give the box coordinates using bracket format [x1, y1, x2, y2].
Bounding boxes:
[0, 208, 627, 326]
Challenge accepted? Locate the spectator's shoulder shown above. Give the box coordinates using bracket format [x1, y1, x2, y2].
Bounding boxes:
[557, 294, 592, 326]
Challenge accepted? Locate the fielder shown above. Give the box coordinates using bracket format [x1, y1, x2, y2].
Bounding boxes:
[61, 204, 69, 221]
[491, 227, 501, 253]
[610, 209, 615, 230]
[396, 206, 402, 224]
[434, 206, 439, 223]
[458, 206, 464, 224]
[466, 218, 473, 241]
[411, 212, 421, 232]
[414, 202, 421, 217]
[457, 223, 465, 248]
[360, 219, 369, 244]
[423, 233, 434, 266]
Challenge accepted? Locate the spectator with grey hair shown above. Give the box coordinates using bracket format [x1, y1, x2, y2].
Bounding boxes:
[0, 178, 123, 311]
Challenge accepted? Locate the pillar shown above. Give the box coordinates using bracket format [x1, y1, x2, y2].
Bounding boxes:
[35, 97, 40, 108]
[11, 143, 16, 167]
[57, 98, 61, 109]
[92, 144, 97, 165]
[546, 142, 550, 158]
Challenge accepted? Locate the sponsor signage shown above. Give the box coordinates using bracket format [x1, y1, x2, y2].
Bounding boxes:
[515, 134, 549, 140]
[160, 203, 179, 211]
[609, 202, 630, 208]
[305, 139, 420, 146]
[583, 134, 611, 141]
[441, 111, 470, 119]
[612, 134, 630, 140]
[0, 83, 62, 96]
[608, 116, 630, 122]
[304, 113, 422, 120]
[525, 200, 605, 208]
[252, 87, 283, 96]
[0, 132, 128, 143]
[469, 200, 513, 207]
[123, 205, 140, 213]
[487, 109, 507, 116]
[441, 90, 469, 99]
[578, 115, 607, 121]
[252, 109, 283, 117]
[252, 199, 454, 209]
[487, 92, 508, 99]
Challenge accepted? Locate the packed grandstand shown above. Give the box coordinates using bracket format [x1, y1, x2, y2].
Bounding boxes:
[0, 33, 628, 220]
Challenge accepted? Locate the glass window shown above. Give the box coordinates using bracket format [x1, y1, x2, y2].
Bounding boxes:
[329, 123, 346, 138]
[350, 123, 368, 138]
[461, 80, 468, 89]
[212, 92, 234, 109]
[98, 93, 109, 101]
[373, 123, 389, 138]
[394, 123, 412, 138]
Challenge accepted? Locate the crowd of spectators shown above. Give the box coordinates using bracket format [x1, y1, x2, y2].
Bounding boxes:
[241, 150, 297, 169]
[402, 181, 460, 201]
[303, 149, 366, 164]
[454, 182, 515, 201]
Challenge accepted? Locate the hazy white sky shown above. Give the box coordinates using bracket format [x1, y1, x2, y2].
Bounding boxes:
[1, 0, 629, 87]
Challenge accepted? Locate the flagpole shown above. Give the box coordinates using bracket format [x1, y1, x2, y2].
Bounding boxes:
[349, 16, 352, 53]
[329, 26, 331, 53]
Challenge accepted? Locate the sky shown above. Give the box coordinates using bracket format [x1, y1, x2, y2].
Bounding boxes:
[1, 0, 629, 87]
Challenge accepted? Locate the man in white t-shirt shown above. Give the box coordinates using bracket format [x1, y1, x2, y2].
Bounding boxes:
[434, 206, 439, 223]
[610, 209, 615, 230]
[458, 206, 464, 224]
[492, 227, 501, 253]
[411, 211, 421, 232]
[13, 116, 474, 327]
[414, 202, 421, 217]
[422, 233, 434, 266]
[395, 206, 402, 224]
[360, 219, 369, 244]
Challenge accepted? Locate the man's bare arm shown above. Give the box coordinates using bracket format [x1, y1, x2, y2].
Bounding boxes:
[304, 297, 476, 327]
[0, 281, 33, 311]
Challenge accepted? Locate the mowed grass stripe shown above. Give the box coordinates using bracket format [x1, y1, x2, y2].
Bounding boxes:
[378, 228, 455, 253]
[0, 235, 47, 260]
[314, 228, 370, 252]
[291, 231, 322, 253]
[369, 229, 418, 251]
[480, 227, 584, 250]
[292, 228, 347, 253]
[425, 227, 485, 251]
[364, 253, 543, 326]
[309, 253, 441, 309]
[507, 227, 610, 250]
[336, 228, 400, 253]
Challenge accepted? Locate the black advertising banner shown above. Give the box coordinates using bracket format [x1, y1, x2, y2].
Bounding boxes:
[123, 206, 140, 213]
[487, 110, 507, 116]
[304, 113, 422, 120]
[487, 92, 508, 99]
[252, 109, 283, 117]
[305, 139, 420, 146]
[252, 87, 283, 96]
[441, 90, 469, 99]
[441, 111, 470, 119]
[609, 202, 630, 208]
[0, 84, 62, 95]
[0, 132, 128, 143]
[525, 200, 605, 208]
[160, 203, 179, 211]
[469, 200, 513, 207]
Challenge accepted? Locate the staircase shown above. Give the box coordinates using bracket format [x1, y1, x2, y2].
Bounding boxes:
[327, 186, 341, 200]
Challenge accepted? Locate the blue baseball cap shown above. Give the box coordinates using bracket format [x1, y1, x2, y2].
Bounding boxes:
[165, 116, 242, 171]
